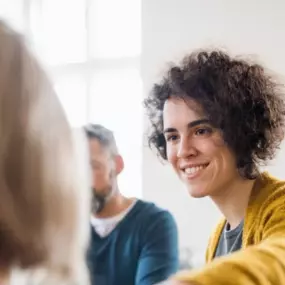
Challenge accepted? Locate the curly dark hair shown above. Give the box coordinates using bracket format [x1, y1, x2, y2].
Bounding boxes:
[144, 50, 285, 179]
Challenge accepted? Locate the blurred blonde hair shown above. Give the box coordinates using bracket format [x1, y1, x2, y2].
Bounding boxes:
[0, 20, 90, 284]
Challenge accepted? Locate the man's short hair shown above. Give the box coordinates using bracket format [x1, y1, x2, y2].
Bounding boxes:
[84, 124, 119, 155]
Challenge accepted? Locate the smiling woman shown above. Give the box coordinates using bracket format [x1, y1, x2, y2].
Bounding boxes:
[145, 50, 285, 181]
[144, 49, 285, 285]
[162, 97, 236, 198]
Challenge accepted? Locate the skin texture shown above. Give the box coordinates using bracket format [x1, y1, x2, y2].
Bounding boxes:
[157, 280, 193, 285]
[163, 97, 239, 198]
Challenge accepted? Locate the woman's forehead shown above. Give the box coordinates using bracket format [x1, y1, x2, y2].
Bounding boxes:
[163, 97, 205, 129]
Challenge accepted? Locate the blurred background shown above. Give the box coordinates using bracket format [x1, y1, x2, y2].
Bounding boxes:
[2, 0, 285, 268]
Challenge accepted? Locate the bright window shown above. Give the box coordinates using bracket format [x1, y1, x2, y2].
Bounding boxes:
[89, 0, 141, 58]
[0, 0, 142, 198]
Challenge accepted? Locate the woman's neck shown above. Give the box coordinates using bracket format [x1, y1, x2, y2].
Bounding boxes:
[210, 176, 256, 229]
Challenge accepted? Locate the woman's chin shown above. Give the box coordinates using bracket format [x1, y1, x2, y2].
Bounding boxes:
[187, 186, 209, 198]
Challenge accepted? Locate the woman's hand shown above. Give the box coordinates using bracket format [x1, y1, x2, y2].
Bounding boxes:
[156, 280, 196, 285]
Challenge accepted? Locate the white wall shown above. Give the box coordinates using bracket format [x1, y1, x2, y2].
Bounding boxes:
[141, 0, 285, 267]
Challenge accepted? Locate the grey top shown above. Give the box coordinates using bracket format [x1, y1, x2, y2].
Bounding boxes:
[214, 220, 244, 258]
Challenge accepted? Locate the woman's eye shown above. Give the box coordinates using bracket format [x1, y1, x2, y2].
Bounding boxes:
[195, 128, 212, 136]
[166, 135, 178, 142]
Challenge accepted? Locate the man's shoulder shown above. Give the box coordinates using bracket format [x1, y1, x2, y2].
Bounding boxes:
[131, 200, 178, 248]
[132, 200, 177, 234]
[135, 199, 175, 219]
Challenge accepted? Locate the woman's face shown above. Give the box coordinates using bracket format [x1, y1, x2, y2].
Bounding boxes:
[163, 97, 240, 198]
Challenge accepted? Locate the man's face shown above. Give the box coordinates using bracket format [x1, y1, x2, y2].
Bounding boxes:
[88, 138, 116, 211]
[163, 97, 239, 198]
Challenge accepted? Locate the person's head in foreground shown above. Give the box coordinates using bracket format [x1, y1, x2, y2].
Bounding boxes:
[145, 50, 285, 285]
[0, 20, 90, 285]
[84, 124, 126, 216]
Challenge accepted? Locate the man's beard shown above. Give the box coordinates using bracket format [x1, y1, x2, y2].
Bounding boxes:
[91, 185, 113, 214]
[91, 191, 106, 214]
[91, 170, 116, 214]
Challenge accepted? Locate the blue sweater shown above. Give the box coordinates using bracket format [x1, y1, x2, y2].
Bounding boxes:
[87, 200, 179, 285]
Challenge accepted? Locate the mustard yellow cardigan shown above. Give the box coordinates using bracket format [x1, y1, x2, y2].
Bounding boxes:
[174, 172, 285, 285]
